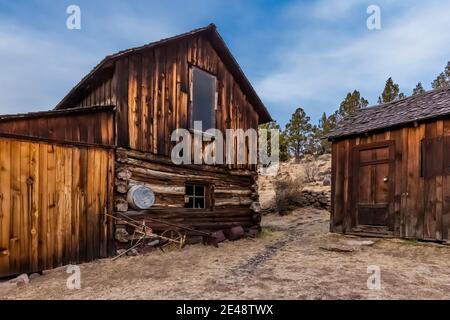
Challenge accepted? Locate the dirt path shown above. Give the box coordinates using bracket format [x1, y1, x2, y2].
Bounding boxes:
[1, 208, 450, 299]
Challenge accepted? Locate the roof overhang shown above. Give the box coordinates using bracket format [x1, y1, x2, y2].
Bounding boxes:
[55, 24, 272, 124]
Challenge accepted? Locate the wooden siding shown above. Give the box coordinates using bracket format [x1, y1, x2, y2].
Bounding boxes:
[331, 118, 450, 241]
[76, 77, 116, 108]
[0, 137, 114, 278]
[117, 34, 260, 166]
[0, 107, 115, 147]
[114, 148, 259, 233]
[70, 34, 260, 169]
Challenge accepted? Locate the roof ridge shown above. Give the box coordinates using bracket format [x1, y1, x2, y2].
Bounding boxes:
[329, 85, 450, 139]
[53, 23, 272, 123]
[105, 24, 216, 61]
[362, 85, 450, 111]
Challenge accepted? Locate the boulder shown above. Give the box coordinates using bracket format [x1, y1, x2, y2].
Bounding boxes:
[29, 273, 41, 281]
[115, 228, 130, 243]
[9, 274, 29, 287]
[126, 248, 139, 256]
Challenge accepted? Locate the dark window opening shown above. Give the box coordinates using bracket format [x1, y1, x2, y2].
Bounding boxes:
[190, 67, 217, 131]
[185, 184, 207, 209]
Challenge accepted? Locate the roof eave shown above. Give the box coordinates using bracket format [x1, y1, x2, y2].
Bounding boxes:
[54, 24, 272, 124]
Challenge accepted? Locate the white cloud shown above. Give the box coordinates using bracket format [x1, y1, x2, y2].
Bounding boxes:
[0, 1, 218, 114]
[257, 0, 450, 122]
[0, 20, 96, 113]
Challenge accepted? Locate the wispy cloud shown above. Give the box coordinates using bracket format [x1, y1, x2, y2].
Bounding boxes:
[0, 18, 95, 113]
[0, 0, 449, 127]
[257, 0, 450, 124]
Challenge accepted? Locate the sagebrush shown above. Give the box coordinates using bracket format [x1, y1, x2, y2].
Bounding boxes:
[274, 176, 304, 214]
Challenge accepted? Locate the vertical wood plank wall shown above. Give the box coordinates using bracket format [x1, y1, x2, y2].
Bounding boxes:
[70, 34, 260, 170]
[331, 119, 450, 242]
[0, 137, 114, 278]
[0, 108, 115, 147]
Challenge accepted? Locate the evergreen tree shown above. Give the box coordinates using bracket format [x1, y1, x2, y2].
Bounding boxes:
[378, 77, 402, 103]
[431, 62, 450, 89]
[285, 107, 312, 162]
[305, 125, 321, 156]
[259, 121, 289, 162]
[412, 82, 426, 96]
[318, 112, 336, 153]
[337, 90, 368, 120]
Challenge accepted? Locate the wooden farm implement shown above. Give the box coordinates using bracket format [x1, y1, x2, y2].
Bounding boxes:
[107, 212, 215, 260]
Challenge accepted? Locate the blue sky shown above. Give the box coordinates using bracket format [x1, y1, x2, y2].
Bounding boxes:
[0, 0, 449, 126]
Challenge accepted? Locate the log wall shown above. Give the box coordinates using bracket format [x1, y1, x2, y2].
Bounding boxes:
[114, 148, 260, 234]
[0, 137, 114, 278]
[331, 118, 450, 241]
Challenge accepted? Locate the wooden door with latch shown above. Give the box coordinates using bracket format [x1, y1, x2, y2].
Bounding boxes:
[352, 141, 395, 233]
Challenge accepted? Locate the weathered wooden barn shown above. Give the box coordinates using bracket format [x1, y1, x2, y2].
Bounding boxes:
[329, 87, 450, 242]
[0, 24, 271, 277]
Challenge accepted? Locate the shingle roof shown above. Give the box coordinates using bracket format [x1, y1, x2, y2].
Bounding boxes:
[328, 86, 450, 140]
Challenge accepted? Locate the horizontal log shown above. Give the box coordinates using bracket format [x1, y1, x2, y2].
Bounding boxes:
[128, 179, 185, 195]
[122, 161, 251, 186]
[117, 207, 252, 218]
[117, 148, 256, 177]
[119, 154, 254, 181]
[214, 197, 252, 207]
[126, 221, 254, 231]
[128, 170, 250, 190]
[214, 188, 252, 196]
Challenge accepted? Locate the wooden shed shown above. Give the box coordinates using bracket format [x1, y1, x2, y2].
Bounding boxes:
[328, 87, 450, 242]
[0, 24, 271, 277]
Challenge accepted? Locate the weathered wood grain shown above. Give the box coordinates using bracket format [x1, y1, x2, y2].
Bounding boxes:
[0, 137, 114, 278]
[331, 120, 450, 242]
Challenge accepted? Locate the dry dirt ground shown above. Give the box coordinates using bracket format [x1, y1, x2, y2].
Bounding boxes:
[1, 208, 450, 300]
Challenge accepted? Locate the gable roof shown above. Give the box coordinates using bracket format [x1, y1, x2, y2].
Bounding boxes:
[55, 24, 272, 123]
[328, 86, 450, 140]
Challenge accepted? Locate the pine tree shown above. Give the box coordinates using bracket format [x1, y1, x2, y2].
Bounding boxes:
[337, 90, 368, 120]
[432, 73, 448, 89]
[278, 130, 289, 162]
[305, 125, 321, 156]
[259, 121, 289, 162]
[378, 77, 402, 103]
[318, 112, 336, 153]
[431, 61, 450, 89]
[285, 107, 312, 162]
[412, 82, 425, 96]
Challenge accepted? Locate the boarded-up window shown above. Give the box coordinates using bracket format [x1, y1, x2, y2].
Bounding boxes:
[421, 137, 445, 178]
[191, 67, 217, 131]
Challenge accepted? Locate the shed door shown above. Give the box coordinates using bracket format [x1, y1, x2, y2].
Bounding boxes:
[353, 141, 395, 230]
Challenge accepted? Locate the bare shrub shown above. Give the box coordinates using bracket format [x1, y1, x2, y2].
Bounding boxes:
[275, 176, 304, 214]
[304, 162, 320, 183]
